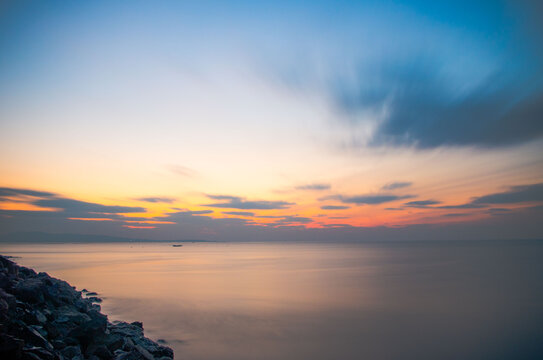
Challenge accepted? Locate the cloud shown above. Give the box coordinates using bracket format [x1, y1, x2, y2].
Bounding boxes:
[295, 183, 331, 191]
[332, 60, 543, 148]
[223, 211, 255, 217]
[404, 200, 441, 207]
[168, 210, 213, 216]
[437, 203, 487, 209]
[203, 194, 294, 210]
[472, 183, 543, 204]
[381, 182, 412, 191]
[441, 213, 471, 217]
[135, 197, 176, 203]
[34, 198, 145, 214]
[271, 216, 313, 226]
[339, 194, 414, 205]
[206, 195, 242, 201]
[167, 164, 196, 177]
[436, 183, 543, 210]
[320, 205, 350, 210]
[487, 208, 513, 215]
[0, 187, 57, 198]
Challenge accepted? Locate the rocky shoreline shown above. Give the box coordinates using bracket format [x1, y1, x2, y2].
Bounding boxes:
[0, 255, 174, 360]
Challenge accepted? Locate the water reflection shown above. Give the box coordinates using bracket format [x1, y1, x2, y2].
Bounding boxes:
[2, 241, 543, 360]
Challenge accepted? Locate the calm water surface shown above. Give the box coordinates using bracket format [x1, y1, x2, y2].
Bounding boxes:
[2, 241, 543, 360]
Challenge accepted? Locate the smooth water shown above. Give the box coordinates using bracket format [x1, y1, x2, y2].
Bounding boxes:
[2, 241, 543, 359]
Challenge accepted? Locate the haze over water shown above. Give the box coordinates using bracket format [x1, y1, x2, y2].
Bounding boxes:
[3, 241, 543, 360]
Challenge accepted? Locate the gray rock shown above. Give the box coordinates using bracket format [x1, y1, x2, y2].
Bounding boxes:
[23, 324, 54, 351]
[14, 278, 45, 304]
[60, 345, 82, 359]
[35, 310, 47, 324]
[134, 345, 154, 360]
[23, 346, 59, 360]
[86, 343, 112, 359]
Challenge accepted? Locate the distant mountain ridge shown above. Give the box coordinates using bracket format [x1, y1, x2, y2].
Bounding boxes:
[0, 231, 209, 243]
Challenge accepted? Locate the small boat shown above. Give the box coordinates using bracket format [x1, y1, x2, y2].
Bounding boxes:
[172, 244, 183, 247]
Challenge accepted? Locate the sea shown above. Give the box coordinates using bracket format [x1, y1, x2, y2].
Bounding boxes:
[2, 240, 543, 360]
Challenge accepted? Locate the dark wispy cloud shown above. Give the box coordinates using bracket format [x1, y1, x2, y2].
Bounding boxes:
[441, 213, 471, 218]
[487, 208, 513, 215]
[135, 197, 176, 203]
[381, 182, 412, 191]
[437, 203, 487, 210]
[321, 205, 350, 210]
[271, 216, 313, 226]
[404, 200, 441, 208]
[332, 60, 543, 148]
[168, 210, 213, 216]
[295, 183, 331, 191]
[338, 194, 414, 205]
[223, 211, 255, 217]
[0, 187, 56, 199]
[472, 183, 543, 204]
[203, 194, 294, 210]
[436, 183, 543, 210]
[34, 198, 145, 214]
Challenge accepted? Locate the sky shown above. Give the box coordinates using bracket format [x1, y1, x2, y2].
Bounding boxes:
[1, 0, 542, 241]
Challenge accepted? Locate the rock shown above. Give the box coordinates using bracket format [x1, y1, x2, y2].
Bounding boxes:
[0, 334, 24, 359]
[22, 324, 54, 351]
[114, 349, 147, 360]
[51, 340, 66, 350]
[14, 278, 45, 304]
[34, 310, 47, 324]
[110, 322, 143, 338]
[23, 346, 59, 360]
[30, 325, 47, 338]
[104, 334, 124, 352]
[130, 321, 143, 329]
[54, 307, 91, 325]
[86, 343, 112, 359]
[134, 345, 154, 360]
[60, 345, 82, 359]
[0, 256, 174, 360]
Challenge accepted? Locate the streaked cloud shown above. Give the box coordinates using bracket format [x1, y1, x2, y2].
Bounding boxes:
[167, 165, 196, 177]
[472, 183, 543, 204]
[332, 63, 543, 148]
[404, 200, 441, 208]
[320, 205, 350, 210]
[34, 198, 145, 214]
[203, 195, 294, 210]
[295, 183, 331, 191]
[135, 197, 176, 203]
[381, 182, 412, 191]
[168, 210, 213, 216]
[0, 187, 57, 198]
[338, 194, 414, 205]
[223, 211, 255, 217]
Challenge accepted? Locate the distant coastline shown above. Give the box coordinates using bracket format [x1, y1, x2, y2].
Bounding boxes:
[0, 231, 211, 244]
